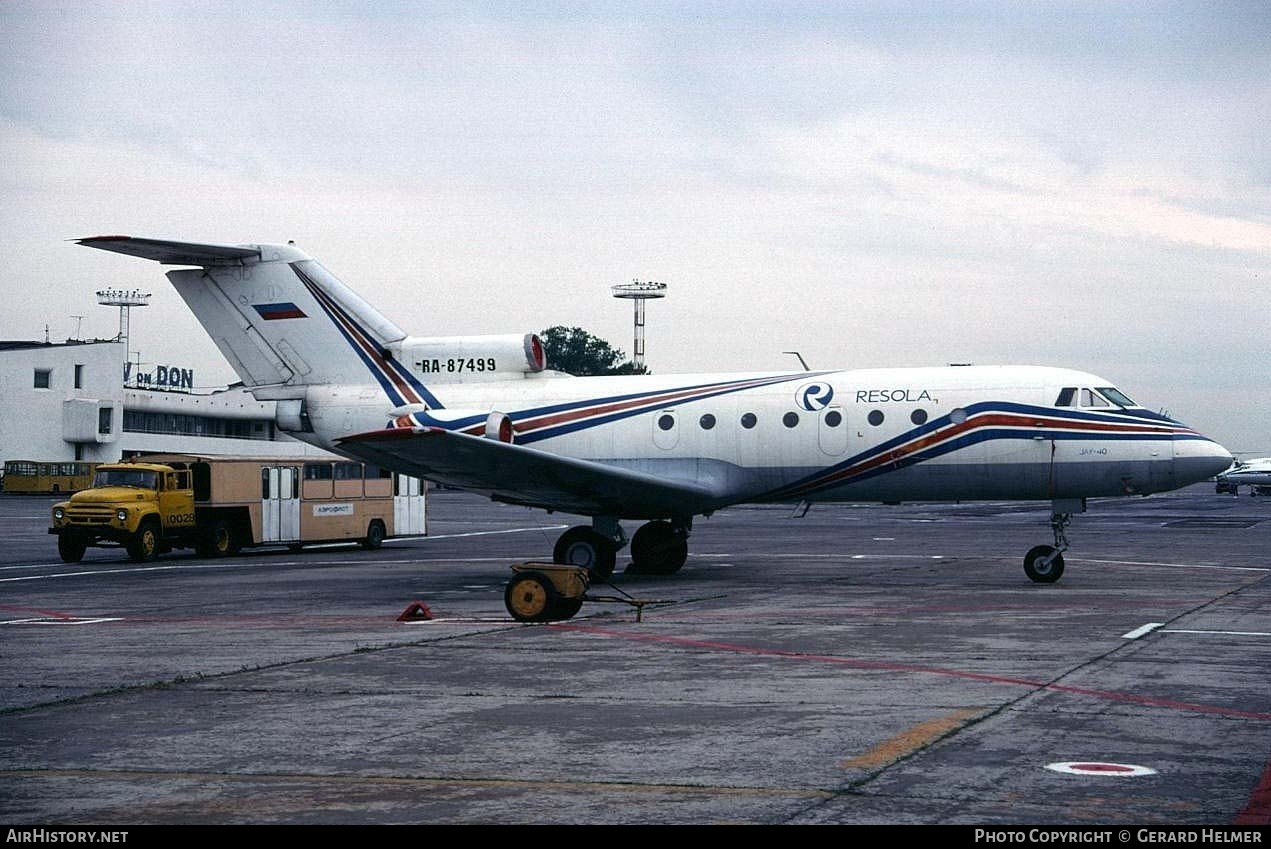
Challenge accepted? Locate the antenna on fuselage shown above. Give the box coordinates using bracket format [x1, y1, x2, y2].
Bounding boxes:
[783, 351, 810, 371]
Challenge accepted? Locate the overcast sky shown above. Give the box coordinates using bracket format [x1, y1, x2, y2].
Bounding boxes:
[2, 1, 1267, 453]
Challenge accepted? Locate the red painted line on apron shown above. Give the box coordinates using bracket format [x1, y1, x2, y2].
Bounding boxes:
[551, 624, 1271, 722]
[0, 604, 78, 620]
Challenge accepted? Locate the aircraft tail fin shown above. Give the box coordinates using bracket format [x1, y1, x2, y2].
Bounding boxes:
[77, 236, 421, 403]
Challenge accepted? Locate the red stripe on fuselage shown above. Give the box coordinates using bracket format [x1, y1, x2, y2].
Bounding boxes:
[480, 375, 802, 438]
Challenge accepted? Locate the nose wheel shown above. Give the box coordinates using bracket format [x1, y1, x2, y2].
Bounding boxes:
[1024, 509, 1074, 584]
[1023, 545, 1064, 583]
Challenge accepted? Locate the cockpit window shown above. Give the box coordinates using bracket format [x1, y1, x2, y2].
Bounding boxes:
[1080, 388, 1109, 408]
[1060, 386, 1135, 409]
[1097, 387, 1136, 407]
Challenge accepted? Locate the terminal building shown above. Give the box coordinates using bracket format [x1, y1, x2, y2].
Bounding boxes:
[0, 338, 335, 466]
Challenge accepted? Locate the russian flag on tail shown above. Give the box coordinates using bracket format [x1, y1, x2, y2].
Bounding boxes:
[253, 302, 308, 320]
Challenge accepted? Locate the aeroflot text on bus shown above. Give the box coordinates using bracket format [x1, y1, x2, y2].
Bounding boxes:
[855, 389, 934, 403]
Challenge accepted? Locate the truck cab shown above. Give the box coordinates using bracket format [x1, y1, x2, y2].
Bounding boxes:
[49, 462, 194, 563]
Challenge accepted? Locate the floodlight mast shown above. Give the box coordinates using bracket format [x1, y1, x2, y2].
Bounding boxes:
[611, 280, 667, 370]
[97, 288, 150, 382]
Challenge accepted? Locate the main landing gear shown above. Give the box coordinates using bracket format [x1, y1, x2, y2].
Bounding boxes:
[552, 516, 691, 579]
[1023, 499, 1084, 584]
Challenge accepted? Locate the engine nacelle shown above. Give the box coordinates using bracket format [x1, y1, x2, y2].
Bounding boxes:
[391, 333, 545, 381]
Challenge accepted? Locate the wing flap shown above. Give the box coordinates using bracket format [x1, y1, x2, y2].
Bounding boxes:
[76, 236, 260, 265]
[339, 427, 723, 518]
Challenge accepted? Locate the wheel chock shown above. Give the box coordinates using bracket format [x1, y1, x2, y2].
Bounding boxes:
[397, 601, 434, 622]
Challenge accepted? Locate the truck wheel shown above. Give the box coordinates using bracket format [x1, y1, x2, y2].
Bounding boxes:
[57, 536, 87, 564]
[360, 520, 386, 550]
[203, 519, 240, 557]
[127, 520, 161, 563]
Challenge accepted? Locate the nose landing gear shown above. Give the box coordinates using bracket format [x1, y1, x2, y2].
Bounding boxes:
[1024, 500, 1083, 584]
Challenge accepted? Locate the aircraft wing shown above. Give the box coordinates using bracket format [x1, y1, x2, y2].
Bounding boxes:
[76, 235, 260, 265]
[338, 426, 725, 518]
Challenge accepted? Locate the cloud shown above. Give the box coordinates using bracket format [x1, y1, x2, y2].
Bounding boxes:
[1, 1, 1267, 451]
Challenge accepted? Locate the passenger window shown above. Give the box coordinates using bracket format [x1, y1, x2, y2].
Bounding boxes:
[304, 463, 333, 481]
[911, 409, 928, 425]
[867, 410, 884, 426]
[782, 412, 799, 428]
[1055, 388, 1077, 407]
[824, 410, 842, 427]
[740, 413, 757, 429]
[657, 414, 675, 431]
[699, 414, 716, 430]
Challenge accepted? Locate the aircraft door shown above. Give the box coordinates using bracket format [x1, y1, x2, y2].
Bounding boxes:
[818, 406, 847, 456]
[394, 473, 426, 536]
[1148, 436, 1177, 493]
[653, 409, 678, 450]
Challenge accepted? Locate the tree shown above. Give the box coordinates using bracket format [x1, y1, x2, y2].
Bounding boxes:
[539, 326, 648, 376]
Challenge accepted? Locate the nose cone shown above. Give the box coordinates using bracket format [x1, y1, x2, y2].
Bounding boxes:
[1175, 437, 1234, 486]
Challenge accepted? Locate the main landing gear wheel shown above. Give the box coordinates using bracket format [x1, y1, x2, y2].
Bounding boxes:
[553, 526, 617, 581]
[504, 571, 560, 623]
[627, 520, 688, 575]
[1024, 545, 1064, 584]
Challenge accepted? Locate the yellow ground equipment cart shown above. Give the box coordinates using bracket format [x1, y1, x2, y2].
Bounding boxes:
[504, 563, 589, 622]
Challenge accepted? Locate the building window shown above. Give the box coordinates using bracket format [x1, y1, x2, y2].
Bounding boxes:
[74, 364, 84, 389]
[121, 410, 278, 441]
[98, 407, 113, 435]
[34, 369, 51, 389]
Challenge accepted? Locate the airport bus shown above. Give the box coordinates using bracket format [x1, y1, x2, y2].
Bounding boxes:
[3, 460, 98, 494]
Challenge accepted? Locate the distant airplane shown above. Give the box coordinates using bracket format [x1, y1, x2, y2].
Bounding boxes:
[77, 236, 1233, 584]
[1215, 457, 1271, 496]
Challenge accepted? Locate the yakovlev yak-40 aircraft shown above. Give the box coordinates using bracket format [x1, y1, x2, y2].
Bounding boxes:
[78, 236, 1233, 584]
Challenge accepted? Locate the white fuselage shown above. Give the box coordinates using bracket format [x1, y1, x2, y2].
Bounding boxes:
[293, 363, 1229, 515]
[1218, 458, 1271, 488]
